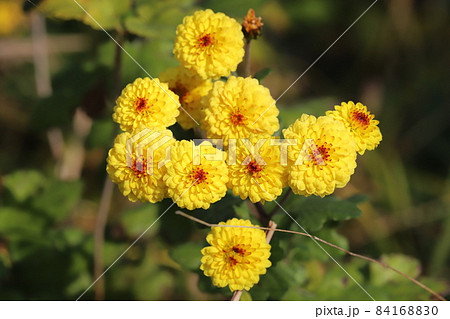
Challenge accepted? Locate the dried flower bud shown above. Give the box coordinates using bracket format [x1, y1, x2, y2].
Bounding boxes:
[242, 9, 263, 40]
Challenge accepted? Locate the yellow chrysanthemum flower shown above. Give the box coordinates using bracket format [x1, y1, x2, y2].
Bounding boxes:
[202, 76, 280, 146]
[159, 66, 212, 129]
[173, 9, 245, 79]
[112, 77, 180, 132]
[326, 101, 382, 155]
[106, 128, 175, 203]
[163, 140, 228, 210]
[283, 114, 357, 197]
[228, 136, 287, 203]
[200, 218, 271, 291]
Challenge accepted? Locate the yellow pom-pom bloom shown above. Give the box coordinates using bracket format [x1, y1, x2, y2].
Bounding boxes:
[173, 9, 245, 79]
[326, 101, 382, 155]
[200, 218, 271, 291]
[163, 140, 228, 210]
[106, 128, 175, 203]
[202, 76, 280, 146]
[283, 114, 357, 197]
[228, 136, 287, 203]
[159, 66, 212, 129]
[112, 77, 180, 132]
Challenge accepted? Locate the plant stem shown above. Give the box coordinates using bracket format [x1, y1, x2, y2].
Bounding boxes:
[269, 188, 292, 217]
[252, 201, 270, 226]
[93, 177, 114, 301]
[93, 32, 123, 301]
[237, 39, 252, 77]
[176, 211, 447, 301]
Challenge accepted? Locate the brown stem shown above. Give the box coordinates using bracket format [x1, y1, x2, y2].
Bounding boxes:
[112, 35, 123, 97]
[252, 201, 270, 226]
[230, 290, 243, 301]
[93, 178, 114, 300]
[269, 188, 292, 217]
[237, 39, 252, 77]
[93, 32, 123, 301]
[176, 211, 446, 301]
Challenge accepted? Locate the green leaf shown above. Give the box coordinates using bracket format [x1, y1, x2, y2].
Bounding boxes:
[0, 207, 46, 238]
[278, 97, 336, 129]
[253, 68, 272, 83]
[121, 203, 159, 237]
[124, 0, 195, 39]
[39, 0, 86, 21]
[346, 194, 369, 204]
[190, 191, 240, 225]
[169, 242, 203, 271]
[289, 228, 349, 263]
[285, 195, 362, 232]
[40, 0, 132, 30]
[252, 260, 306, 300]
[32, 180, 83, 222]
[370, 254, 421, 286]
[196, 269, 230, 295]
[240, 290, 252, 301]
[82, 0, 131, 30]
[85, 119, 113, 149]
[2, 170, 46, 202]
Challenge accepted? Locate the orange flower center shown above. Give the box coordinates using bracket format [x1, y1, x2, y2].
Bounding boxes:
[230, 110, 246, 125]
[190, 167, 208, 184]
[310, 142, 331, 165]
[224, 244, 251, 267]
[198, 33, 213, 47]
[351, 110, 370, 128]
[135, 97, 149, 112]
[131, 159, 147, 178]
[247, 160, 264, 177]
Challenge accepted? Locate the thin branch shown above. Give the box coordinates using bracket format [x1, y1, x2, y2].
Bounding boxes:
[175, 211, 446, 301]
[93, 32, 123, 301]
[252, 201, 270, 226]
[269, 188, 292, 217]
[230, 290, 243, 301]
[93, 177, 114, 300]
[237, 39, 252, 77]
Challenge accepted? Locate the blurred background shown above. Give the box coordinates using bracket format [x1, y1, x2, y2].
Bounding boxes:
[0, 0, 449, 300]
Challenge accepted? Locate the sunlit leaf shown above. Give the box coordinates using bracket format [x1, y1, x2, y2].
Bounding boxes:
[121, 203, 159, 237]
[32, 180, 83, 222]
[0, 207, 45, 238]
[169, 242, 203, 271]
[370, 254, 421, 286]
[3, 170, 46, 202]
[285, 195, 362, 232]
[253, 68, 272, 83]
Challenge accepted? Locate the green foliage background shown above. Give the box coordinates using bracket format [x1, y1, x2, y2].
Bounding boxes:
[0, 0, 449, 300]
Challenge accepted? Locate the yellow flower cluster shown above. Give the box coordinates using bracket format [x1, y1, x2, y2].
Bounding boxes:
[105, 8, 383, 294]
[200, 218, 271, 291]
